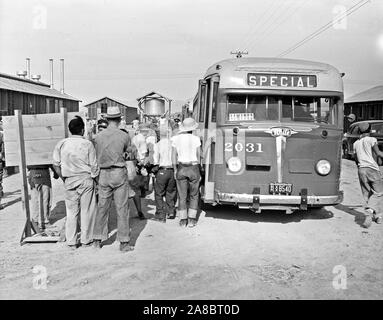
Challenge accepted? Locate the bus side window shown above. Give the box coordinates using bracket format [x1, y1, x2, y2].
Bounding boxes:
[319, 97, 332, 124]
[204, 80, 211, 129]
[211, 82, 219, 123]
[199, 82, 206, 123]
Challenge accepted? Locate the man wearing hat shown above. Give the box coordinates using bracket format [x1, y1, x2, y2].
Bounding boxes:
[353, 122, 383, 228]
[93, 106, 133, 252]
[171, 117, 201, 227]
[97, 119, 108, 133]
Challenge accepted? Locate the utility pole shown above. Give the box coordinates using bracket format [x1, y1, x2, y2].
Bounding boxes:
[230, 50, 249, 58]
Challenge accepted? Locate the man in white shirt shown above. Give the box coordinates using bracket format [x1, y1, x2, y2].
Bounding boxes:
[52, 116, 99, 248]
[171, 118, 201, 228]
[353, 122, 383, 228]
[152, 128, 176, 222]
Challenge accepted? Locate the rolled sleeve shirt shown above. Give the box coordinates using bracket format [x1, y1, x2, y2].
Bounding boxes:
[53, 135, 99, 189]
[94, 127, 131, 168]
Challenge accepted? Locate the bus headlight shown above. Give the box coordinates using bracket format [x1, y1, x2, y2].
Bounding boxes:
[227, 156, 242, 173]
[316, 160, 331, 176]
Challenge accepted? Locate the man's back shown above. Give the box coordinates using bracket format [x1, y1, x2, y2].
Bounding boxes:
[94, 127, 130, 168]
[353, 136, 380, 171]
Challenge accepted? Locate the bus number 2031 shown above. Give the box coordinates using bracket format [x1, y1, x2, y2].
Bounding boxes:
[224, 142, 263, 153]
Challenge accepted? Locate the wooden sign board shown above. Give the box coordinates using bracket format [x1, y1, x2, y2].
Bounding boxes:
[3, 110, 86, 166]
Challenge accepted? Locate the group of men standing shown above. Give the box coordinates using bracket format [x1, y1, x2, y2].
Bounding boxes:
[51, 106, 202, 251]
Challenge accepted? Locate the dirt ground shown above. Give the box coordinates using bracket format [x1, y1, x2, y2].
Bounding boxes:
[0, 159, 382, 300]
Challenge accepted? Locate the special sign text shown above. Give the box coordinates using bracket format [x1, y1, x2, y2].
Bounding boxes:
[247, 73, 317, 88]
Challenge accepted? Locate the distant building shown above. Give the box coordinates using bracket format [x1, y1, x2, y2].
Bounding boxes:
[0, 72, 80, 116]
[85, 97, 138, 123]
[344, 85, 383, 132]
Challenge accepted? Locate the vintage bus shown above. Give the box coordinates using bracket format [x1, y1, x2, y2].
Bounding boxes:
[192, 57, 344, 213]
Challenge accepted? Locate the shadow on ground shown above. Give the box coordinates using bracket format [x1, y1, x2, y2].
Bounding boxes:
[49, 197, 152, 246]
[102, 197, 155, 247]
[204, 204, 333, 224]
[335, 204, 366, 228]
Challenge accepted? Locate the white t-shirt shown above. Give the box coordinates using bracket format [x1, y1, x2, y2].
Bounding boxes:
[171, 133, 201, 163]
[132, 133, 148, 161]
[353, 136, 380, 171]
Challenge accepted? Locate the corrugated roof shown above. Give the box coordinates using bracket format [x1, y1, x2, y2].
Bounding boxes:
[345, 85, 383, 103]
[0, 72, 80, 101]
[84, 96, 137, 108]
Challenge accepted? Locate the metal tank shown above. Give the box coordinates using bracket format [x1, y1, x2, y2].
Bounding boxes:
[143, 98, 165, 116]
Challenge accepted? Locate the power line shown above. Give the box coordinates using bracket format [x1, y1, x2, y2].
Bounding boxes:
[245, 0, 297, 53]
[247, 0, 308, 54]
[277, 0, 371, 58]
[240, 0, 284, 52]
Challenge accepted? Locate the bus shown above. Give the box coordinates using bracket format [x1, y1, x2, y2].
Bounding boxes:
[192, 57, 344, 214]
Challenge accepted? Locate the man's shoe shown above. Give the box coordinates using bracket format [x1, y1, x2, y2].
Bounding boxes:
[167, 213, 176, 219]
[374, 214, 382, 224]
[137, 211, 146, 220]
[188, 218, 197, 228]
[68, 244, 77, 250]
[179, 219, 188, 227]
[153, 213, 166, 223]
[81, 241, 93, 248]
[93, 240, 102, 249]
[362, 215, 373, 228]
[120, 242, 134, 252]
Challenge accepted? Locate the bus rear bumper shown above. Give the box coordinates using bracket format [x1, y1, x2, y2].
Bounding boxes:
[215, 191, 343, 212]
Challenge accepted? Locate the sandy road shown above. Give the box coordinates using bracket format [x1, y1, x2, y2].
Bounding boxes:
[0, 159, 382, 299]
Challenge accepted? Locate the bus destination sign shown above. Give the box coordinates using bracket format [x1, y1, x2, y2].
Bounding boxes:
[247, 73, 317, 88]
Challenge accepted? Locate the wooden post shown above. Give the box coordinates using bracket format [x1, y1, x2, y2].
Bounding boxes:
[61, 107, 68, 138]
[15, 110, 37, 242]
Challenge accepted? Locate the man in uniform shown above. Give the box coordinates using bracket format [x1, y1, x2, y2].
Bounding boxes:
[93, 106, 133, 252]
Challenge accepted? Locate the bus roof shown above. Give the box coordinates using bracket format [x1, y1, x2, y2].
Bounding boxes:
[204, 57, 343, 93]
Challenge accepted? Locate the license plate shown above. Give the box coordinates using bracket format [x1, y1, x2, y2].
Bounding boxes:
[269, 183, 293, 195]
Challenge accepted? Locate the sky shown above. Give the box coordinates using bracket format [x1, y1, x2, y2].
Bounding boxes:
[0, 0, 383, 108]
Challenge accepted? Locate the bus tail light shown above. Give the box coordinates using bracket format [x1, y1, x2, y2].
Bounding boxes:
[316, 160, 331, 176]
[227, 156, 242, 173]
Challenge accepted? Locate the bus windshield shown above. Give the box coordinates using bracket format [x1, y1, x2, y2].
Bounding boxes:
[226, 94, 336, 124]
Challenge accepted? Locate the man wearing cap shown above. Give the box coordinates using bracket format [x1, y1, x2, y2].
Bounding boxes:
[93, 106, 133, 252]
[171, 117, 201, 227]
[353, 122, 383, 228]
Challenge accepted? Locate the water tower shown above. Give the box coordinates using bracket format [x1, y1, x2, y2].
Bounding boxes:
[136, 91, 172, 123]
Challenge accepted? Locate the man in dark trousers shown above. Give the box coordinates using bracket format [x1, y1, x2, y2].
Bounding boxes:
[353, 122, 383, 228]
[28, 165, 59, 230]
[93, 106, 133, 252]
[152, 128, 176, 222]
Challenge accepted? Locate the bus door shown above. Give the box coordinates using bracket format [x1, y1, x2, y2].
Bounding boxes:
[199, 75, 219, 203]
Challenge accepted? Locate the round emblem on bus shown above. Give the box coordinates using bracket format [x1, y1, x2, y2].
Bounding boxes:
[266, 127, 297, 137]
